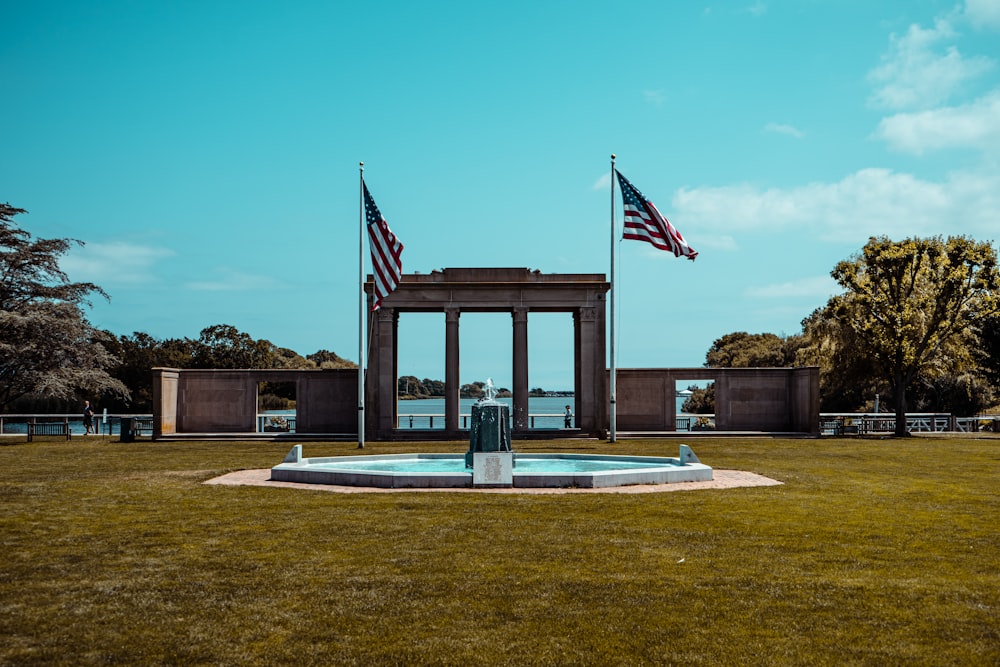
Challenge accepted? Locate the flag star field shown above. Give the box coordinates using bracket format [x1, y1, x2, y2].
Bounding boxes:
[2, 1, 999, 391]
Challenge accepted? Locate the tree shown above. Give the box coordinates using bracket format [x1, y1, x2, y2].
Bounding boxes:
[974, 311, 1000, 397]
[681, 384, 715, 414]
[797, 307, 882, 412]
[104, 332, 197, 411]
[190, 324, 276, 369]
[705, 331, 804, 368]
[830, 236, 999, 435]
[0, 203, 128, 410]
[307, 349, 357, 369]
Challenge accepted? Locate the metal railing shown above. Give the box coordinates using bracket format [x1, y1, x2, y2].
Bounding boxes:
[396, 412, 574, 430]
[256, 415, 297, 433]
[0, 413, 152, 436]
[820, 413, 1000, 435]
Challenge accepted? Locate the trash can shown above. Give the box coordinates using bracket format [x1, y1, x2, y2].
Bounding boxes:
[120, 417, 134, 443]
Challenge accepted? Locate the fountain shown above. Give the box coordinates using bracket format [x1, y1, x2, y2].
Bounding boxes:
[270, 376, 712, 489]
[464, 379, 514, 487]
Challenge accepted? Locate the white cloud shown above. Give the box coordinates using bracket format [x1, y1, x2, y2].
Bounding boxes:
[965, 0, 1000, 30]
[867, 18, 993, 110]
[874, 90, 1000, 154]
[185, 268, 278, 291]
[62, 241, 174, 285]
[692, 234, 737, 252]
[746, 2, 767, 17]
[592, 172, 612, 190]
[744, 276, 839, 299]
[643, 89, 666, 106]
[672, 167, 1000, 243]
[763, 122, 805, 139]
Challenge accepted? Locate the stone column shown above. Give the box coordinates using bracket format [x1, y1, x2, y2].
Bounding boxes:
[512, 307, 529, 431]
[151, 367, 179, 438]
[375, 307, 398, 437]
[575, 306, 599, 435]
[445, 308, 461, 433]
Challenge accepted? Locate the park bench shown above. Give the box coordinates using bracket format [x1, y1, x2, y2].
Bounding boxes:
[26, 421, 72, 442]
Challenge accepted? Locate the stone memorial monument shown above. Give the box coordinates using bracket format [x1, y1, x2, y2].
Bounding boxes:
[465, 378, 514, 487]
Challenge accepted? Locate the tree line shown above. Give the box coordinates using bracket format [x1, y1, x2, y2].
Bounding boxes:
[4, 202, 999, 435]
[397, 377, 516, 399]
[0, 203, 354, 414]
[683, 236, 1000, 435]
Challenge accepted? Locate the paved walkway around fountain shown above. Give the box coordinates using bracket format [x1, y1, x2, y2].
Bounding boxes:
[205, 468, 782, 494]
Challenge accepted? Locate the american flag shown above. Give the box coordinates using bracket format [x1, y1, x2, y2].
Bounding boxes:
[616, 170, 697, 261]
[363, 182, 404, 310]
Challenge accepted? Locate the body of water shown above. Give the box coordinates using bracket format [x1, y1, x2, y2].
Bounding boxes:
[2, 417, 122, 436]
[391, 395, 691, 429]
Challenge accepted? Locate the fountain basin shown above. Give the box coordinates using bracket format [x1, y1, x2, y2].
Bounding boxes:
[270, 452, 712, 489]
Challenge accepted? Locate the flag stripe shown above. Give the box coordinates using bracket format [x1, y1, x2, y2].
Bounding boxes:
[616, 171, 697, 260]
[363, 182, 404, 310]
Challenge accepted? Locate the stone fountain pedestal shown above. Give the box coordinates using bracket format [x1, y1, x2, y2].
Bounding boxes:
[465, 384, 513, 487]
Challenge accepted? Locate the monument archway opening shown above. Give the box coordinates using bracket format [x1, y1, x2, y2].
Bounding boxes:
[365, 268, 609, 440]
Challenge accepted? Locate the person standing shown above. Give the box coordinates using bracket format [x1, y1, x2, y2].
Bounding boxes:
[563, 405, 573, 428]
[83, 400, 95, 435]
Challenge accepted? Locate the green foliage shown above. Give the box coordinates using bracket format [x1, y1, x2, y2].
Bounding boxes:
[397, 376, 446, 398]
[705, 331, 804, 368]
[191, 324, 276, 369]
[829, 236, 999, 432]
[461, 381, 485, 398]
[0, 203, 128, 410]
[681, 383, 715, 413]
[797, 306, 883, 412]
[103, 327, 351, 412]
[975, 311, 1000, 389]
[101, 332, 196, 411]
[705, 237, 1000, 417]
[697, 331, 803, 414]
[307, 349, 356, 369]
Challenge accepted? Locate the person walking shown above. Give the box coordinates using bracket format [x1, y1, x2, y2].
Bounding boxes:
[83, 400, 95, 435]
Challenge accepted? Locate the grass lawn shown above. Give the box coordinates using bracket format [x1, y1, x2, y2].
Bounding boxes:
[0, 435, 997, 665]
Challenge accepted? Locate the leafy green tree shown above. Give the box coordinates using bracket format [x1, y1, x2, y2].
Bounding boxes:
[705, 331, 804, 368]
[696, 331, 804, 414]
[420, 378, 445, 397]
[797, 307, 882, 412]
[103, 332, 197, 411]
[681, 384, 715, 414]
[974, 311, 1000, 396]
[308, 349, 356, 369]
[190, 324, 276, 369]
[0, 203, 128, 410]
[398, 375, 430, 398]
[461, 381, 485, 399]
[271, 347, 312, 369]
[830, 236, 999, 435]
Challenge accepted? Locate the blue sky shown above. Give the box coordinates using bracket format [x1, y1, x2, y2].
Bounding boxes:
[3, 1, 1000, 391]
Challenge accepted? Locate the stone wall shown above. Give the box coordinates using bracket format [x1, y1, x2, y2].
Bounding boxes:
[152, 368, 358, 436]
[152, 365, 819, 438]
[613, 367, 819, 434]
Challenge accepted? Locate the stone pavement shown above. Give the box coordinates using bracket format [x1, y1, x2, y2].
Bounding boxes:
[205, 468, 782, 494]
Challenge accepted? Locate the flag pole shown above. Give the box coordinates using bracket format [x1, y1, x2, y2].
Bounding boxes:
[358, 161, 366, 449]
[609, 153, 617, 443]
